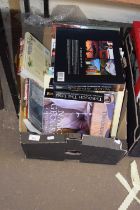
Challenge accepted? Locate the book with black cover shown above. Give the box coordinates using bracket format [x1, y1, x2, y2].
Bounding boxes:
[54, 28, 125, 90]
[45, 88, 105, 103]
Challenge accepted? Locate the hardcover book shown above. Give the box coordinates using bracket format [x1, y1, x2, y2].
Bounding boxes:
[45, 89, 106, 103]
[54, 28, 125, 90]
[18, 32, 52, 88]
[42, 94, 115, 138]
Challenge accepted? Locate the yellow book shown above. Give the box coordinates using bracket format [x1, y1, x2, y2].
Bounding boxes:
[18, 32, 51, 88]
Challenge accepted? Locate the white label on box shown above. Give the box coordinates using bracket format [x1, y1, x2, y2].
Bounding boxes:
[114, 139, 121, 144]
[29, 134, 40, 141]
[47, 136, 54, 140]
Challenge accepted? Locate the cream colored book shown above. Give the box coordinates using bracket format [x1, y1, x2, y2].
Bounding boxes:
[18, 32, 51, 88]
[110, 87, 125, 138]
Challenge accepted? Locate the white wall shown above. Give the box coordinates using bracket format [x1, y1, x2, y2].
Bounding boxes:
[26, 0, 140, 23]
[50, 0, 140, 23]
[1, 0, 140, 23]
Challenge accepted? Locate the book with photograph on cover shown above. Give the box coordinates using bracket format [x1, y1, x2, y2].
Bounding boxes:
[42, 94, 115, 138]
[54, 28, 125, 90]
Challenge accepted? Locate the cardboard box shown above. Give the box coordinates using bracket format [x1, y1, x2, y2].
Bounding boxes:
[18, 26, 140, 164]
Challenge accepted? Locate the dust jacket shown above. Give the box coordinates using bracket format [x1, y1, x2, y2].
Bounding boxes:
[54, 28, 125, 90]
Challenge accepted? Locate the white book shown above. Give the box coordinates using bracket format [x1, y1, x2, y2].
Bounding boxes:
[110, 88, 125, 138]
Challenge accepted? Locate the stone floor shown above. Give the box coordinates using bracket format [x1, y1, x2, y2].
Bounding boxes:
[0, 44, 140, 210]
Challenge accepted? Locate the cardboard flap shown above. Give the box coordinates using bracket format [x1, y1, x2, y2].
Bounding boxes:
[80, 135, 126, 164]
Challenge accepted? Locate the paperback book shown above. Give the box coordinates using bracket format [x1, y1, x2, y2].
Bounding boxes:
[42, 94, 115, 137]
[18, 32, 52, 88]
[54, 28, 125, 90]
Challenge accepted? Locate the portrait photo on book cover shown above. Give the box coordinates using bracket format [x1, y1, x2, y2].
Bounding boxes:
[43, 95, 115, 138]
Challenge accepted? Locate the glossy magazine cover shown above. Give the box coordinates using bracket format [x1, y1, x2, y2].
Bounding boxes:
[43, 94, 115, 137]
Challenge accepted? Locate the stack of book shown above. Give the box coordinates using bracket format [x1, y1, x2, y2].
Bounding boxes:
[18, 25, 126, 140]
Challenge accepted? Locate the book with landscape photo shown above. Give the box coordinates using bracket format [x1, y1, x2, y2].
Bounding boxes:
[54, 28, 125, 91]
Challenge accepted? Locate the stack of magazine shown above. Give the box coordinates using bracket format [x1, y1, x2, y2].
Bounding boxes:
[17, 24, 126, 140]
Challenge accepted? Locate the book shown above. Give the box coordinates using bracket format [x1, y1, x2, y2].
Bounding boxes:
[19, 78, 28, 132]
[116, 90, 127, 140]
[42, 94, 115, 137]
[132, 21, 140, 74]
[110, 88, 125, 137]
[18, 32, 52, 88]
[45, 89, 107, 103]
[54, 28, 125, 90]
[28, 79, 44, 132]
[53, 83, 124, 92]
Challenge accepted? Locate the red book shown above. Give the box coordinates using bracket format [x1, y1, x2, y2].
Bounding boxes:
[135, 76, 140, 97]
[132, 21, 140, 73]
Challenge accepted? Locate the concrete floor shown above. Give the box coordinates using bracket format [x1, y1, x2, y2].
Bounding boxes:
[0, 14, 140, 210]
[0, 47, 140, 210]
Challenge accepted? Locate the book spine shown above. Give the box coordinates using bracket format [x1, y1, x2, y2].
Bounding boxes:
[54, 83, 124, 92]
[24, 78, 29, 118]
[17, 38, 24, 74]
[132, 21, 140, 73]
[110, 89, 125, 138]
[45, 89, 104, 103]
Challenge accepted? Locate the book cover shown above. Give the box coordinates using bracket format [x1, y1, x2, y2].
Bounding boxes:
[42, 94, 115, 137]
[110, 89, 125, 137]
[54, 28, 125, 89]
[18, 32, 52, 88]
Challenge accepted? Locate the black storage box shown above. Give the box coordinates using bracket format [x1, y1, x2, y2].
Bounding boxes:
[0, 10, 139, 164]
[19, 27, 140, 165]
